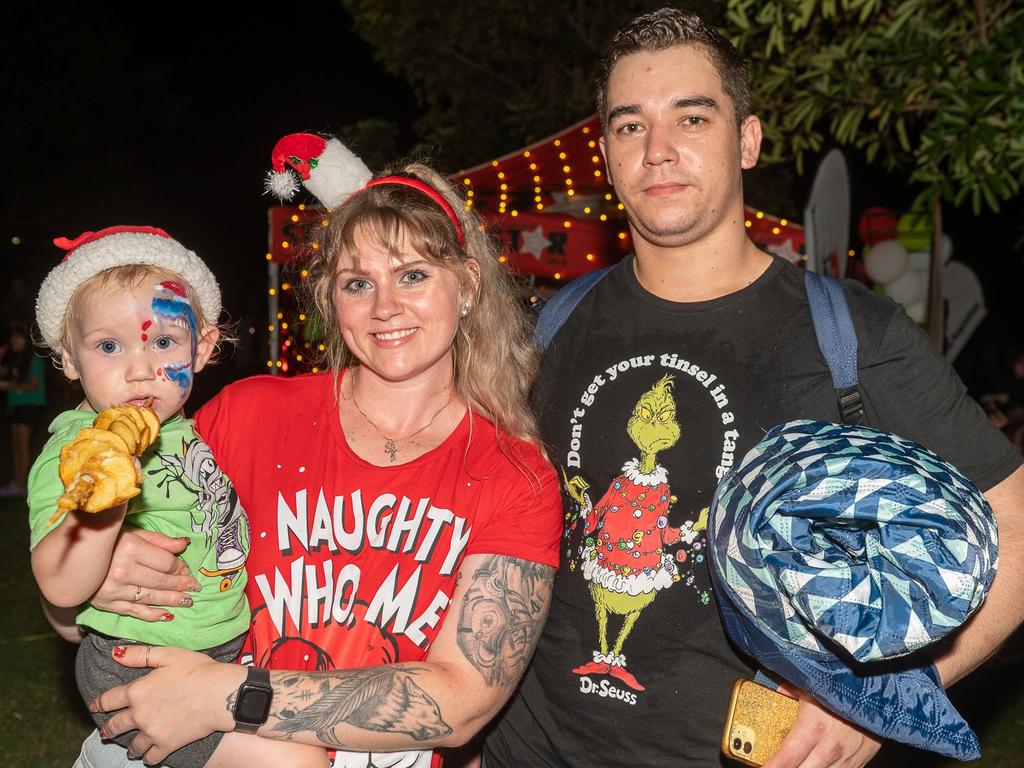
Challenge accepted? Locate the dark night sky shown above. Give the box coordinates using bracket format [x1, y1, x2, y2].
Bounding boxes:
[3, 2, 1020, 399]
[2, 0, 418, 397]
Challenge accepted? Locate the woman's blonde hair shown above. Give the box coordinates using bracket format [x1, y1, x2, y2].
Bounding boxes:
[306, 162, 541, 448]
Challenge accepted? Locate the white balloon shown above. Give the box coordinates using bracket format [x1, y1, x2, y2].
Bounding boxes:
[908, 250, 931, 272]
[941, 233, 954, 264]
[864, 239, 909, 285]
[885, 269, 928, 307]
[905, 301, 927, 324]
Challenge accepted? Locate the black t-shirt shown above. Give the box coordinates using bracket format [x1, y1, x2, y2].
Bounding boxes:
[486, 255, 1020, 768]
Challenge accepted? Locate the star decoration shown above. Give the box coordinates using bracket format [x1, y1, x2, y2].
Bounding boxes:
[519, 226, 549, 260]
[766, 238, 802, 265]
[547, 191, 603, 215]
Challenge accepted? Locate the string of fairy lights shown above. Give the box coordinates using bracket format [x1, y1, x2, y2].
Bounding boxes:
[265, 204, 326, 375]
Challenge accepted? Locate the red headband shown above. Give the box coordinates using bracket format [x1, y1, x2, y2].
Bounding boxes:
[363, 176, 466, 246]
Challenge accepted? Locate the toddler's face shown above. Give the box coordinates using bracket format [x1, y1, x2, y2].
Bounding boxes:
[61, 280, 217, 423]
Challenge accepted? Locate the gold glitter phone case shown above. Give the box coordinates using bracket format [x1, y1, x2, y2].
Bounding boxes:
[722, 678, 801, 766]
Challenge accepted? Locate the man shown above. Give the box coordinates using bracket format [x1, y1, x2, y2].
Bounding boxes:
[484, 8, 1024, 767]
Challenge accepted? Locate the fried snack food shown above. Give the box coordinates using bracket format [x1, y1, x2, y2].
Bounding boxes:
[49, 404, 161, 524]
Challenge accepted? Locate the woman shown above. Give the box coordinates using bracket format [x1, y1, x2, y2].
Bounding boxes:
[0, 323, 46, 496]
[73, 163, 562, 767]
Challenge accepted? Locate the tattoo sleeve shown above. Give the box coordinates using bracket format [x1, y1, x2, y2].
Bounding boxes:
[456, 555, 555, 688]
[266, 665, 452, 747]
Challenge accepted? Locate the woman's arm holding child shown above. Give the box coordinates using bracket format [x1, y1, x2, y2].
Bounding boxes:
[92, 553, 555, 762]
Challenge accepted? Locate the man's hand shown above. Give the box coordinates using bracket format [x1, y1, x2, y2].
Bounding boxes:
[764, 685, 882, 768]
[90, 528, 200, 621]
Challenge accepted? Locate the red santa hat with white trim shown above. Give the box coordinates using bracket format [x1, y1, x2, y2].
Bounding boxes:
[35, 225, 221, 352]
[264, 132, 372, 208]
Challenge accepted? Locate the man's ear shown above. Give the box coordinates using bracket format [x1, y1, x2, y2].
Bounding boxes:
[598, 135, 615, 187]
[739, 115, 763, 170]
[60, 345, 81, 381]
[193, 327, 220, 373]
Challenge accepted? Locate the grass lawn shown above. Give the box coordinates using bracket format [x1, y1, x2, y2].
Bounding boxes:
[1, 497, 92, 767]
[2, 495, 1023, 767]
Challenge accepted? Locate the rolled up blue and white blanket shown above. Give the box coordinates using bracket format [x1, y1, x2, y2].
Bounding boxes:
[709, 420, 998, 760]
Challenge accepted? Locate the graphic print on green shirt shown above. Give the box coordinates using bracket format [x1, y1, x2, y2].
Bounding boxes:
[28, 410, 250, 649]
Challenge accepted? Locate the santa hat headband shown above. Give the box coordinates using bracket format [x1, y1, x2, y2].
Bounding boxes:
[35, 225, 222, 352]
[265, 132, 465, 246]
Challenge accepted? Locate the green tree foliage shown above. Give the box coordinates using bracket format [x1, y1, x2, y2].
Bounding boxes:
[339, 0, 714, 171]
[727, 0, 1024, 214]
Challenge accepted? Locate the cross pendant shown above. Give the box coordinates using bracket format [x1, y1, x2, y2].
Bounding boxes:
[384, 438, 399, 463]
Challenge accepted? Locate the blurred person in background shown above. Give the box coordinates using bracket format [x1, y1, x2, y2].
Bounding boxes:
[0, 323, 45, 496]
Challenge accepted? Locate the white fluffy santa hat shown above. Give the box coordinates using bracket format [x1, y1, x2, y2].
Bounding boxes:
[265, 132, 372, 208]
[36, 226, 221, 353]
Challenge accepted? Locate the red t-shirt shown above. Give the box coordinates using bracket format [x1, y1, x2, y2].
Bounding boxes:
[195, 372, 561, 677]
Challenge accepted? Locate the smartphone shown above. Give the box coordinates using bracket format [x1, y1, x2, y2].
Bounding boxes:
[721, 678, 801, 766]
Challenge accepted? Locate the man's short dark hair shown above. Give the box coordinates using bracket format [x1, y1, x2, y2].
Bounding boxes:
[595, 8, 751, 129]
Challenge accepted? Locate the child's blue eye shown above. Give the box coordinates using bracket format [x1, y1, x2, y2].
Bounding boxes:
[154, 336, 176, 351]
[99, 340, 120, 354]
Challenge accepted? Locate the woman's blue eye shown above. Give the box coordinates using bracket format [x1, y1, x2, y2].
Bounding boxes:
[99, 340, 119, 354]
[344, 278, 371, 293]
[154, 336, 175, 351]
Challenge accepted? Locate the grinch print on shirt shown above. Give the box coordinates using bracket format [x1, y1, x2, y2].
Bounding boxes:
[562, 354, 740, 697]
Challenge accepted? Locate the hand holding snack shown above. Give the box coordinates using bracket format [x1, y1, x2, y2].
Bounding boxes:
[51, 404, 160, 522]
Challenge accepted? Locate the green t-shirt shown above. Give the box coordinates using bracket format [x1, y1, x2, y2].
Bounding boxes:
[28, 410, 250, 650]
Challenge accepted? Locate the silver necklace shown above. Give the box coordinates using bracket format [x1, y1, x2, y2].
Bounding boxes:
[348, 377, 454, 463]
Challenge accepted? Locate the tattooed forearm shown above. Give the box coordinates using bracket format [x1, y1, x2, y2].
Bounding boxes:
[457, 555, 555, 688]
[266, 665, 452, 747]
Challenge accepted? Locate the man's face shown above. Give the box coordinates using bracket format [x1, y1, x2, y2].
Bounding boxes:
[600, 44, 761, 251]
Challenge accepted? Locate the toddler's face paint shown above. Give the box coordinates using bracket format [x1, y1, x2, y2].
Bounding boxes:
[162, 359, 192, 388]
[151, 282, 199, 390]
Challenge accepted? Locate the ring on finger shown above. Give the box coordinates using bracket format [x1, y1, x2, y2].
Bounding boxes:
[131, 586, 143, 603]
[144, 646, 151, 667]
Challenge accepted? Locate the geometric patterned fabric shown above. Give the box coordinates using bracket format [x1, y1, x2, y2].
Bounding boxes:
[709, 420, 999, 760]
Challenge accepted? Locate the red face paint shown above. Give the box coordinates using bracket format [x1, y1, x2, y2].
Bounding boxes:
[141, 333, 148, 341]
[159, 281, 187, 298]
[141, 320, 153, 331]
[156, 368, 163, 378]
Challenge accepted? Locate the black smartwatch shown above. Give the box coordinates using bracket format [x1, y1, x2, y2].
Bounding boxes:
[232, 666, 274, 734]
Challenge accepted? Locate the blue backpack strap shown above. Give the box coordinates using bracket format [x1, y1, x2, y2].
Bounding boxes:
[533, 266, 615, 349]
[803, 270, 864, 424]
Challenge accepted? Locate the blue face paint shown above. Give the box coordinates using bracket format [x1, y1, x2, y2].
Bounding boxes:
[151, 282, 198, 390]
[162, 359, 192, 388]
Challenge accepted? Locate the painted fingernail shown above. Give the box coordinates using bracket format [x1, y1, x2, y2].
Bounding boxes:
[160, 611, 175, 622]
[178, 595, 193, 607]
[113, 645, 127, 659]
[89, 701, 99, 714]
[188, 580, 201, 592]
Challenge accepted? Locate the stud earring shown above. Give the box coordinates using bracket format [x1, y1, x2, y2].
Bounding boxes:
[460, 301, 471, 317]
